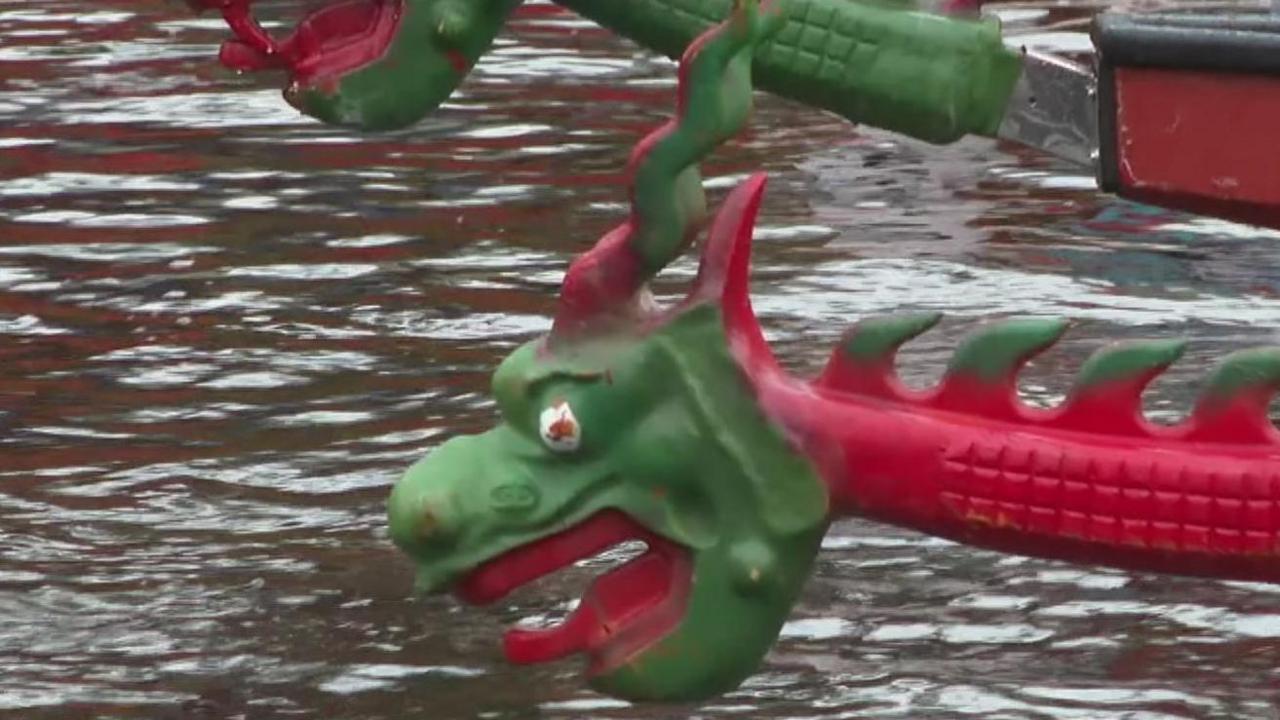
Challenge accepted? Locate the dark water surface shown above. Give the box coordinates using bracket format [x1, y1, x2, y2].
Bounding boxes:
[3, 1, 1280, 718]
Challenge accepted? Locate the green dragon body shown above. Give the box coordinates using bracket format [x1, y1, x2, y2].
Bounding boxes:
[189, 0, 1020, 144]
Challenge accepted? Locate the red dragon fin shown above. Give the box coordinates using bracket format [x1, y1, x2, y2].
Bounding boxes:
[1185, 348, 1280, 445]
[1054, 339, 1187, 436]
[815, 312, 942, 400]
[931, 317, 1069, 420]
[810, 312, 1280, 447]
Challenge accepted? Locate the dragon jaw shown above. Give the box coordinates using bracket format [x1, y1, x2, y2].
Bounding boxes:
[192, 0, 517, 130]
[453, 511, 694, 674]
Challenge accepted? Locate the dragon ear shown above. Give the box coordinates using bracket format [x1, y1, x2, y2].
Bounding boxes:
[684, 172, 780, 379]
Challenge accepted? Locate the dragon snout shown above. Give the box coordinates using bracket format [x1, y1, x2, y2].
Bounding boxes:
[387, 432, 546, 565]
[387, 470, 461, 556]
[387, 435, 484, 560]
[390, 486, 458, 546]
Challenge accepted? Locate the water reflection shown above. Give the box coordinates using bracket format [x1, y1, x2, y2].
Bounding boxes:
[1, 0, 1280, 718]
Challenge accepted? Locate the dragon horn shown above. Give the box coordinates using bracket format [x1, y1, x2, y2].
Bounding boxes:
[683, 171, 783, 379]
[549, 0, 781, 342]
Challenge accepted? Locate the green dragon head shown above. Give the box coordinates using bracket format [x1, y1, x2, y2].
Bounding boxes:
[387, 1, 832, 701]
[194, 0, 518, 131]
[388, 176, 830, 701]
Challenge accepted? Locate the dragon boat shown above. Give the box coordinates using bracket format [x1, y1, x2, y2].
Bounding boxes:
[368, 0, 1280, 703]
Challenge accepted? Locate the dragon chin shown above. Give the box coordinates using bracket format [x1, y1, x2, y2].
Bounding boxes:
[451, 511, 693, 675]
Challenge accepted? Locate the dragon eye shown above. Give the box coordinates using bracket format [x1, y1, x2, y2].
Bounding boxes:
[538, 400, 581, 453]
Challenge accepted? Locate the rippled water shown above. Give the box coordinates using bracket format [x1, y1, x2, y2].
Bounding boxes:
[3, 1, 1280, 718]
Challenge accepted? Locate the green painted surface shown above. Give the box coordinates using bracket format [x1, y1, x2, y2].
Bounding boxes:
[388, 305, 829, 701]
[560, 0, 1022, 143]
[629, 0, 784, 278]
[1198, 347, 1280, 405]
[277, 0, 1022, 144]
[387, 3, 829, 701]
[1073, 339, 1186, 391]
[841, 311, 942, 362]
[289, 0, 520, 130]
[946, 317, 1069, 383]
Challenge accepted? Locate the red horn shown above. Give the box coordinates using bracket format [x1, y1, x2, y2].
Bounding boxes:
[548, 0, 778, 343]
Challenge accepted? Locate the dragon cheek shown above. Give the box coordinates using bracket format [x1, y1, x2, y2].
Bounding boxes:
[726, 539, 778, 598]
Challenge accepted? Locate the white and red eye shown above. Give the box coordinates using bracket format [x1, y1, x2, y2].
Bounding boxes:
[539, 400, 581, 453]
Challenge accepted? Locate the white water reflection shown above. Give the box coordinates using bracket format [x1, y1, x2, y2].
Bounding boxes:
[769, 257, 1280, 326]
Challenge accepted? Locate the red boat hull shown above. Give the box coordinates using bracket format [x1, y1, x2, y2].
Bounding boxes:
[1094, 13, 1280, 230]
[1110, 67, 1280, 230]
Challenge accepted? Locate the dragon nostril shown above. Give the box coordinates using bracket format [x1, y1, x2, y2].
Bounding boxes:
[490, 483, 540, 514]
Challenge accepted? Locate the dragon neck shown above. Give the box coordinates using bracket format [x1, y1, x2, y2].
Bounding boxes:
[650, 303, 832, 536]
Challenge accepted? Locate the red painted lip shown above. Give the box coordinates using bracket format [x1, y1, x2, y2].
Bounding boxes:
[455, 510, 692, 675]
[208, 0, 404, 86]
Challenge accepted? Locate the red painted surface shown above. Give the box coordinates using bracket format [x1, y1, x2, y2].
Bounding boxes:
[694, 176, 1280, 582]
[194, 0, 404, 84]
[1113, 67, 1280, 229]
[456, 510, 691, 672]
[770, 330, 1280, 581]
[938, 0, 982, 16]
[549, 19, 741, 340]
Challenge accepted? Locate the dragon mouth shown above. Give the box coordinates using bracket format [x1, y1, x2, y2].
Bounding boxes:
[196, 0, 404, 85]
[454, 510, 692, 675]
